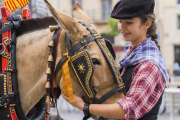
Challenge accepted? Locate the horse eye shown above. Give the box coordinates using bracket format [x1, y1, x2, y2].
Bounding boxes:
[92, 58, 100, 65]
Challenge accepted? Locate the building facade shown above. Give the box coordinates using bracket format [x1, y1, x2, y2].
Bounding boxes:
[47, 0, 120, 35]
[2, 0, 179, 71]
[155, 0, 180, 75]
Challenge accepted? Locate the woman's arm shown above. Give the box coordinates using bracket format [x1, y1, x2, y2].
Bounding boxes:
[89, 103, 125, 119]
[61, 92, 125, 119]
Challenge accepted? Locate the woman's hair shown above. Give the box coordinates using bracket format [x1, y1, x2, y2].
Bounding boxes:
[138, 14, 160, 51]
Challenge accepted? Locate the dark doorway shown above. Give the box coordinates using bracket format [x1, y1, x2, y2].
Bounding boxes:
[174, 45, 180, 65]
[101, 0, 112, 20]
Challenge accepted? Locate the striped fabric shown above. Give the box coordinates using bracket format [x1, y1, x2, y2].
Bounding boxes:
[4, 0, 29, 12]
[4, 0, 17, 12]
[119, 60, 166, 119]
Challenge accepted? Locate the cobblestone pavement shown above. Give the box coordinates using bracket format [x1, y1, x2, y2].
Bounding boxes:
[49, 95, 180, 120]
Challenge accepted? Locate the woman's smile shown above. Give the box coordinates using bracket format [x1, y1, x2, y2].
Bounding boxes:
[122, 32, 131, 37]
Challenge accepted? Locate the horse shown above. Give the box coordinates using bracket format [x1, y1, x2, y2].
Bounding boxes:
[16, 0, 125, 119]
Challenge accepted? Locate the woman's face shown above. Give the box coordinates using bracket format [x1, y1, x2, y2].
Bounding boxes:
[118, 17, 147, 45]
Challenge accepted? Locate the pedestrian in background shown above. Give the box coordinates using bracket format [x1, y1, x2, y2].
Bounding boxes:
[173, 61, 180, 76]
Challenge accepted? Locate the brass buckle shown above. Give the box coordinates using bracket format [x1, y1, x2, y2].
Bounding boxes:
[81, 39, 87, 46]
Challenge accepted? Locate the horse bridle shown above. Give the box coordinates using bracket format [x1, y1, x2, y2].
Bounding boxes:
[50, 20, 126, 104]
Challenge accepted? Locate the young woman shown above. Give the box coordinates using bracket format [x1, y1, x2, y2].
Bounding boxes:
[62, 0, 168, 119]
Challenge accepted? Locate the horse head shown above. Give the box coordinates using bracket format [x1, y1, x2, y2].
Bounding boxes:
[44, 0, 125, 119]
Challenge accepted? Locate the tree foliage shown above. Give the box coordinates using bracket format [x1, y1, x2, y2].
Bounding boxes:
[105, 18, 120, 37]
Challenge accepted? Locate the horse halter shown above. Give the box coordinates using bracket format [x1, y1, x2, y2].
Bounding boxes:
[54, 20, 126, 104]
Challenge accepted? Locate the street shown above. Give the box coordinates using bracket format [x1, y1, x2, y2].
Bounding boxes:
[158, 110, 180, 120]
[49, 95, 180, 120]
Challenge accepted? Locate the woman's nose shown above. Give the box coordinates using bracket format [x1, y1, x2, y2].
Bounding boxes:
[118, 22, 126, 31]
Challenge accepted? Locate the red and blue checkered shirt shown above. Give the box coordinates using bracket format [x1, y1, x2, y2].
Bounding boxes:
[118, 41, 166, 120]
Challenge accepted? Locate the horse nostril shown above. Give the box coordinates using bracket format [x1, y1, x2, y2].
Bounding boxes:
[92, 58, 100, 65]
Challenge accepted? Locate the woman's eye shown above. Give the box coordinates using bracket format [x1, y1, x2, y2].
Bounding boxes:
[127, 22, 132, 24]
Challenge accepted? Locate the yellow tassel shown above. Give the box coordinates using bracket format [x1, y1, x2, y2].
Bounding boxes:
[48, 53, 54, 62]
[45, 81, 51, 88]
[46, 67, 52, 75]
[48, 41, 54, 48]
[62, 53, 74, 102]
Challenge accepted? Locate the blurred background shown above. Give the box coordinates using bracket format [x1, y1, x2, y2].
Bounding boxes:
[0, 0, 180, 120]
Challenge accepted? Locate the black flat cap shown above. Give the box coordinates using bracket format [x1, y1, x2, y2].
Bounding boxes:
[111, 0, 155, 19]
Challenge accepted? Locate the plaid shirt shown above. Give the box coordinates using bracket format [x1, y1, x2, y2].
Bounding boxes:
[118, 42, 166, 120]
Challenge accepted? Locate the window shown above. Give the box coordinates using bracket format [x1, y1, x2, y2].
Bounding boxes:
[72, 0, 82, 7]
[174, 46, 180, 65]
[178, 0, 180, 4]
[178, 15, 180, 29]
[101, 0, 112, 20]
[29, 0, 48, 18]
[72, 0, 82, 17]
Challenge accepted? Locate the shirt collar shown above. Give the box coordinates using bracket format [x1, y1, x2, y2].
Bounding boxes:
[127, 38, 148, 56]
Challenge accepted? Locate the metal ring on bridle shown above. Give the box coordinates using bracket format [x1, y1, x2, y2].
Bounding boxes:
[0, 43, 6, 55]
[4, 38, 12, 45]
[0, 102, 8, 107]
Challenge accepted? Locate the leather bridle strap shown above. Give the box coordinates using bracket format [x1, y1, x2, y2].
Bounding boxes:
[47, 26, 62, 98]
[68, 35, 95, 56]
[96, 86, 120, 104]
[55, 35, 96, 76]
[0, 20, 2, 72]
[0, 12, 25, 120]
[0, 23, 14, 35]
[65, 32, 72, 51]
[55, 56, 67, 75]
[0, 16, 21, 35]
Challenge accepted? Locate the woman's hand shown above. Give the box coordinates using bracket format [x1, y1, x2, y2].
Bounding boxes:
[61, 91, 85, 111]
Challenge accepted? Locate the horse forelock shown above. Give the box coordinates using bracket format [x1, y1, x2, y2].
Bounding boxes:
[17, 16, 57, 36]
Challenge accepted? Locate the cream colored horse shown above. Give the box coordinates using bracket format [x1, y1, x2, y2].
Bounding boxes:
[16, 0, 124, 119]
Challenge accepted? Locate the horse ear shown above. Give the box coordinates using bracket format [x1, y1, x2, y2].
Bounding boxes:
[44, 0, 81, 36]
[73, 3, 92, 24]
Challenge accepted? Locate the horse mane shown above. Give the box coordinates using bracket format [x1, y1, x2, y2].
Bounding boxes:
[17, 16, 58, 36]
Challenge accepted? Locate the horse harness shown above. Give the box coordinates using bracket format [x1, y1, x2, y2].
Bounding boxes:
[0, 11, 126, 120]
[46, 20, 126, 119]
[0, 11, 49, 120]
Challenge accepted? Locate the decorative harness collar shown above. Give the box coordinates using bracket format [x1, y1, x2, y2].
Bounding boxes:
[0, 11, 25, 120]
